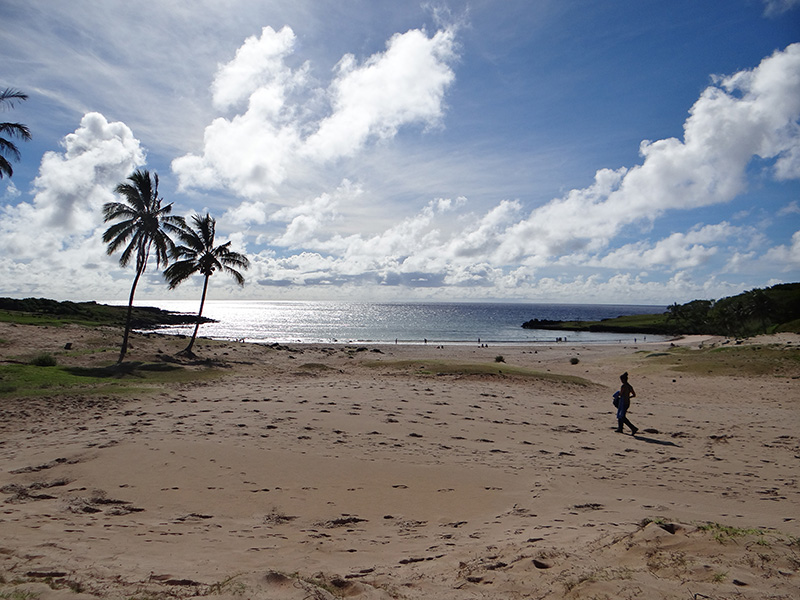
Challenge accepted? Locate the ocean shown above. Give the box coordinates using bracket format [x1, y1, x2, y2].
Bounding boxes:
[126, 300, 668, 345]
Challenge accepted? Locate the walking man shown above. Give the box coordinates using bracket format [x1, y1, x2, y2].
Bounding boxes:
[616, 372, 639, 435]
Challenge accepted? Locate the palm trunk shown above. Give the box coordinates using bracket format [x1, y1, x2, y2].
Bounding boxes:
[118, 265, 144, 363]
[118, 241, 149, 364]
[184, 274, 209, 354]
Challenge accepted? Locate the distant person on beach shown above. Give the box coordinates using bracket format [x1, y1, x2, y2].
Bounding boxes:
[616, 372, 638, 435]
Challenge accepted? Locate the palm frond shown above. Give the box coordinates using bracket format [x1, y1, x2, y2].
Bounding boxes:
[163, 212, 249, 289]
[164, 259, 202, 289]
[0, 155, 14, 178]
[102, 201, 138, 223]
[0, 122, 32, 141]
[0, 88, 29, 106]
[102, 220, 136, 249]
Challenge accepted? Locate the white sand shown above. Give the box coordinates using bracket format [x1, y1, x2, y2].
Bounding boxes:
[1, 323, 798, 599]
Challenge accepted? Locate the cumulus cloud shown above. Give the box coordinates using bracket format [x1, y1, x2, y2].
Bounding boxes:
[269, 179, 361, 247]
[243, 43, 800, 297]
[0, 112, 146, 296]
[173, 25, 458, 199]
[1, 113, 144, 255]
[589, 223, 751, 270]
[9, 37, 798, 303]
[32, 113, 146, 231]
[484, 43, 800, 267]
[301, 27, 456, 161]
[763, 230, 800, 267]
[211, 25, 301, 112]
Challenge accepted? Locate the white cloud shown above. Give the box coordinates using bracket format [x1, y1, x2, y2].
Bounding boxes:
[1, 113, 144, 256]
[211, 25, 302, 112]
[763, 230, 800, 267]
[1, 181, 21, 202]
[0, 112, 146, 298]
[762, 0, 800, 16]
[3, 10, 798, 304]
[236, 44, 800, 298]
[301, 27, 456, 161]
[270, 180, 357, 247]
[590, 223, 748, 271]
[778, 201, 800, 216]
[32, 113, 146, 232]
[483, 44, 800, 267]
[173, 25, 458, 200]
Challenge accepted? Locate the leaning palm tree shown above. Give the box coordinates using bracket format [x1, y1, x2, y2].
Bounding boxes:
[103, 169, 184, 363]
[0, 88, 32, 179]
[164, 213, 250, 356]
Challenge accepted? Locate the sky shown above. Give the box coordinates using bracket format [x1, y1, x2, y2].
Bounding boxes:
[1, 0, 799, 306]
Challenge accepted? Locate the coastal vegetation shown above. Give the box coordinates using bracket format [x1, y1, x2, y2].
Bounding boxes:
[364, 358, 596, 386]
[523, 282, 800, 337]
[0, 87, 31, 179]
[642, 343, 800, 378]
[164, 213, 250, 356]
[101, 170, 250, 363]
[0, 360, 203, 400]
[102, 169, 184, 363]
[0, 297, 208, 329]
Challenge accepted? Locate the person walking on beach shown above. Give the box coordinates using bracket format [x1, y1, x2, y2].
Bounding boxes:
[616, 372, 638, 435]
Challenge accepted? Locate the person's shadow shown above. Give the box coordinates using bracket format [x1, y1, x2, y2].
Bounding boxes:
[633, 434, 681, 447]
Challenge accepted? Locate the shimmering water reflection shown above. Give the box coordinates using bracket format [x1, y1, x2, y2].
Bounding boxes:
[127, 300, 668, 345]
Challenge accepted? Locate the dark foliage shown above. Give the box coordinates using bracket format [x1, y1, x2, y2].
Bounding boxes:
[0, 297, 212, 329]
[523, 283, 800, 337]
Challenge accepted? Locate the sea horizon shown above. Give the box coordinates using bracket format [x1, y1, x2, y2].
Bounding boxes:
[110, 299, 669, 346]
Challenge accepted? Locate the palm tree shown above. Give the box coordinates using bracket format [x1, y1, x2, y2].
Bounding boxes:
[164, 213, 250, 356]
[103, 169, 184, 363]
[0, 88, 32, 179]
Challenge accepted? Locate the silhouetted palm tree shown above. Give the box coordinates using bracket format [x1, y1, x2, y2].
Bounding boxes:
[164, 213, 249, 356]
[103, 169, 184, 363]
[0, 88, 32, 179]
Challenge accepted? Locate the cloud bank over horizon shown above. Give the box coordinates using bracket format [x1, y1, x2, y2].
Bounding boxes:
[1, 2, 798, 305]
[187, 40, 800, 302]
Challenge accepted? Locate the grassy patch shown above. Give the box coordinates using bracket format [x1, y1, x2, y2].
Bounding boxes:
[644, 344, 800, 377]
[0, 298, 207, 329]
[0, 362, 216, 399]
[0, 589, 41, 600]
[775, 318, 800, 333]
[697, 522, 765, 544]
[364, 359, 595, 386]
[0, 311, 81, 327]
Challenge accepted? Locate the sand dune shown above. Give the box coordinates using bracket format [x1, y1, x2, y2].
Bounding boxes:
[1, 323, 798, 598]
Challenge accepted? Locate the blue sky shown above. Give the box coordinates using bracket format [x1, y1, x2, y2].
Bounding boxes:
[1, 0, 799, 305]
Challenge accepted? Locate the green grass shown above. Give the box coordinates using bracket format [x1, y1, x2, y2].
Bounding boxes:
[697, 522, 766, 544]
[524, 312, 674, 335]
[0, 590, 41, 600]
[30, 353, 57, 367]
[0, 298, 206, 329]
[644, 344, 800, 377]
[0, 311, 86, 327]
[364, 359, 595, 386]
[775, 318, 800, 333]
[0, 362, 215, 399]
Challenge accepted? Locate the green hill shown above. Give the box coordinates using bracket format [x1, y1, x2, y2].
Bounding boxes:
[0, 298, 210, 329]
[522, 283, 800, 337]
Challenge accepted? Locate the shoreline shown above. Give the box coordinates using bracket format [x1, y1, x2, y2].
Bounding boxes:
[1, 322, 798, 599]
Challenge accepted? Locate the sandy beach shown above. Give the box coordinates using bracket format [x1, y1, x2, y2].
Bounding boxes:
[1, 322, 799, 599]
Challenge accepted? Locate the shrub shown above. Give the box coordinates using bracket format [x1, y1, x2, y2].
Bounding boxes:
[31, 353, 57, 367]
[570, 357, 580, 365]
[494, 355, 505, 363]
